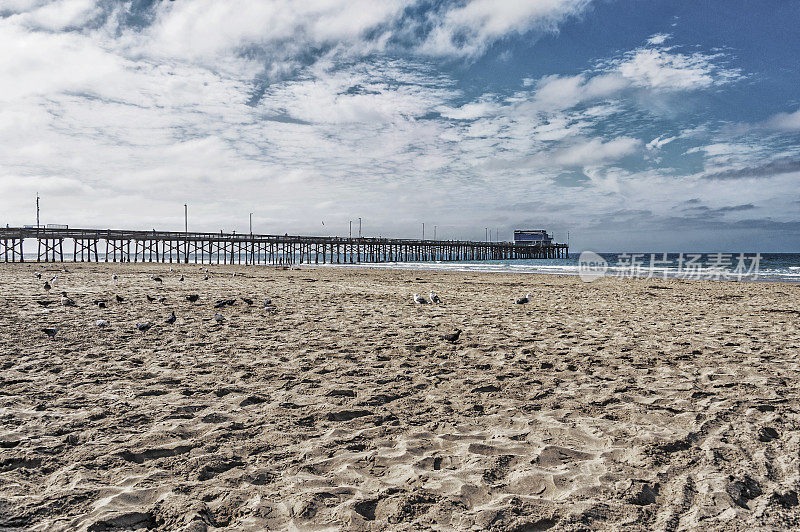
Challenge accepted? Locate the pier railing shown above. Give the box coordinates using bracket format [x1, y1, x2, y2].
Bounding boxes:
[0, 226, 568, 264]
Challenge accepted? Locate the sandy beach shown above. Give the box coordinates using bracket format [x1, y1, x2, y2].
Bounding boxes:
[1, 262, 799, 531]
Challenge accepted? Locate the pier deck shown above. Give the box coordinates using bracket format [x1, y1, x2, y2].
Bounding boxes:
[0, 227, 568, 264]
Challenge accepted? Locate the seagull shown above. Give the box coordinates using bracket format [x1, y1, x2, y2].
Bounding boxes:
[263, 298, 272, 306]
[232, 272, 237, 277]
[165, 311, 176, 324]
[115, 295, 124, 303]
[203, 275, 209, 280]
[515, 293, 531, 305]
[157, 296, 166, 303]
[50, 274, 58, 284]
[413, 293, 429, 304]
[136, 323, 152, 332]
[36, 300, 54, 307]
[43, 281, 51, 292]
[241, 297, 253, 306]
[35, 272, 41, 279]
[186, 294, 200, 303]
[214, 313, 225, 324]
[96, 319, 109, 328]
[112, 273, 118, 280]
[60, 292, 77, 307]
[214, 298, 236, 308]
[42, 327, 58, 339]
[429, 291, 441, 304]
[178, 275, 184, 281]
[146, 294, 156, 303]
[92, 299, 108, 308]
[151, 274, 163, 284]
[441, 329, 462, 343]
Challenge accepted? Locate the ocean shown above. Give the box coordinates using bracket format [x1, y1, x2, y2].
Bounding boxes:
[17, 252, 800, 282]
[319, 252, 800, 283]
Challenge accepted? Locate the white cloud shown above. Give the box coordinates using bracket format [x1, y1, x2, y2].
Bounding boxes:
[419, 0, 591, 57]
[610, 47, 741, 91]
[646, 135, 676, 150]
[646, 33, 671, 46]
[765, 108, 800, 131]
[553, 137, 641, 166]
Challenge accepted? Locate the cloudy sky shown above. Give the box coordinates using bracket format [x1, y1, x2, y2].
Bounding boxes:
[2, 0, 799, 251]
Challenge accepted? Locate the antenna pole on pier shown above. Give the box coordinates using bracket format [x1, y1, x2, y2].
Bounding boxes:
[349, 220, 352, 238]
[184, 204, 188, 233]
[36, 193, 40, 229]
[485, 227, 488, 242]
[358, 217, 362, 238]
[422, 223, 425, 240]
[434, 225, 436, 241]
[249, 212, 253, 234]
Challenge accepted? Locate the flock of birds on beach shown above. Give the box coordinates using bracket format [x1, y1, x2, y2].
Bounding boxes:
[35, 267, 278, 341]
[33, 267, 533, 345]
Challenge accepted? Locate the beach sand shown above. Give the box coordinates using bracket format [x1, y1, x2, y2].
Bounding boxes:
[1, 262, 799, 531]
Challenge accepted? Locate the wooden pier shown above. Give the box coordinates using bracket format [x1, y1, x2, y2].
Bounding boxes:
[0, 227, 568, 264]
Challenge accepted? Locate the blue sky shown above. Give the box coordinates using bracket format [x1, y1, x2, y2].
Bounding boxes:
[1, 0, 799, 251]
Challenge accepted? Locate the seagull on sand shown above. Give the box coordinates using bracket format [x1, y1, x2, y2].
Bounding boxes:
[165, 311, 176, 324]
[241, 298, 253, 306]
[115, 295, 124, 303]
[429, 291, 441, 304]
[214, 298, 236, 308]
[146, 294, 156, 303]
[35, 272, 41, 279]
[136, 323, 152, 332]
[441, 329, 462, 343]
[413, 293, 429, 304]
[214, 313, 225, 324]
[186, 294, 200, 303]
[60, 292, 77, 307]
[96, 319, 109, 328]
[151, 274, 163, 284]
[112, 273, 118, 280]
[515, 293, 531, 305]
[42, 327, 58, 339]
[178, 275, 184, 281]
[203, 275, 210, 280]
[36, 300, 54, 307]
[43, 281, 51, 292]
[50, 274, 58, 285]
[92, 299, 108, 308]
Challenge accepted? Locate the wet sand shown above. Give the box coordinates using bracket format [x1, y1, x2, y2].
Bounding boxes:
[1, 262, 799, 531]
